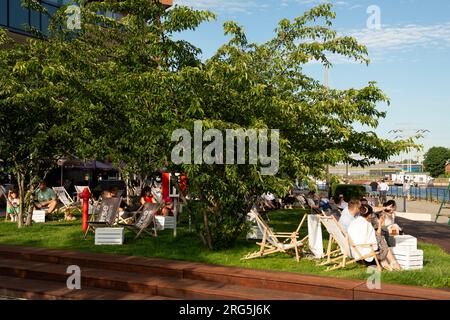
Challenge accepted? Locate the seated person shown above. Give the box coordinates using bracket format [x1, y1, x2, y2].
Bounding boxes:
[308, 193, 331, 214]
[337, 194, 348, 210]
[261, 192, 277, 210]
[161, 197, 174, 217]
[338, 199, 360, 232]
[360, 197, 373, 215]
[380, 200, 403, 236]
[6, 189, 20, 222]
[107, 186, 130, 219]
[34, 181, 58, 215]
[140, 186, 156, 205]
[349, 205, 401, 271]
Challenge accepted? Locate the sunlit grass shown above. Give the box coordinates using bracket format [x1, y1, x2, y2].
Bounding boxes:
[0, 209, 449, 288]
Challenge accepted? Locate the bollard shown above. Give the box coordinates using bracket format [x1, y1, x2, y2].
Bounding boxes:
[79, 187, 91, 233]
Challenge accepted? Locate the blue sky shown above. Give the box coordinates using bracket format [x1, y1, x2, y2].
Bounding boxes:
[172, 0, 450, 160]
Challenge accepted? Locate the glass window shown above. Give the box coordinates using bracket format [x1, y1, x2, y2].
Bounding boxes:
[30, 9, 41, 30]
[0, 0, 7, 26]
[42, 0, 66, 5]
[41, 3, 57, 35]
[9, 0, 30, 31]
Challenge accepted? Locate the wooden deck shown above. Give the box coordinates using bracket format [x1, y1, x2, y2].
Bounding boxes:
[0, 245, 448, 300]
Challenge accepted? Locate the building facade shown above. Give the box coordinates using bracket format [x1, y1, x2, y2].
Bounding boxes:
[1, 0, 173, 41]
[1, 0, 68, 40]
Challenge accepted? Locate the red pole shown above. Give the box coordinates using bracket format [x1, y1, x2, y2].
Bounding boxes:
[80, 187, 91, 232]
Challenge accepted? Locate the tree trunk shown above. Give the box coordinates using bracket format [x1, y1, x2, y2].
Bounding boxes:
[202, 210, 213, 250]
[16, 172, 25, 228]
[25, 185, 35, 227]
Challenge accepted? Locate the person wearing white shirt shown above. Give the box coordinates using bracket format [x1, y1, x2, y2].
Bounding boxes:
[347, 215, 378, 263]
[337, 194, 348, 209]
[378, 179, 389, 204]
[338, 199, 360, 232]
[348, 205, 401, 270]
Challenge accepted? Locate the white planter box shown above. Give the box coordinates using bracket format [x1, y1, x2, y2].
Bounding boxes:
[392, 248, 423, 270]
[155, 216, 176, 230]
[95, 228, 124, 245]
[32, 210, 46, 223]
[394, 235, 417, 250]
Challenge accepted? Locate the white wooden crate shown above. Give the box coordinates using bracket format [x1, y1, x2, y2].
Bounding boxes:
[95, 228, 124, 245]
[392, 248, 423, 270]
[32, 210, 46, 223]
[155, 216, 176, 230]
[394, 235, 417, 250]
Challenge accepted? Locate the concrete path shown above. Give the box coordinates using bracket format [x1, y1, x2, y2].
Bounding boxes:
[386, 197, 449, 224]
[396, 217, 450, 254]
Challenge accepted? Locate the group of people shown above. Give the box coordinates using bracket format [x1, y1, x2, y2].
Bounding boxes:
[3, 179, 175, 223]
[302, 190, 404, 271]
[369, 179, 390, 204]
[139, 184, 174, 217]
[339, 198, 403, 271]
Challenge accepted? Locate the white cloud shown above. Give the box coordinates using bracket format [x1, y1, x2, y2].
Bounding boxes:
[347, 23, 450, 51]
[173, 0, 266, 13]
[310, 23, 450, 65]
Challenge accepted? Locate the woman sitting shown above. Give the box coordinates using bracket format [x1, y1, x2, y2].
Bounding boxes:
[140, 186, 156, 206]
[380, 200, 403, 236]
[348, 205, 401, 271]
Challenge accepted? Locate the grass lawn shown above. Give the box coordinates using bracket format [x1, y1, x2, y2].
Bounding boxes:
[0, 209, 449, 289]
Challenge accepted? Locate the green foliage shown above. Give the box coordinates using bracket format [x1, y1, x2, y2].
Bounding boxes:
[0, 1, 414, 245]
[332, 184, 367, 202]
[423, 147, 450, 178]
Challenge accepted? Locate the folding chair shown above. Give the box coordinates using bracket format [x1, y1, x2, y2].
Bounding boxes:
[241, 208, 308, 262]
[319, 215, 382, 272]
[84, 196, 122, 239]
[74, 185, 92, 200]
[119, 202, 162, 240]
[52, 186, 79, 211]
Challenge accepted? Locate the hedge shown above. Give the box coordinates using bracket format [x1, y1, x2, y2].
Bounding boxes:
[332, 184, 367, 202]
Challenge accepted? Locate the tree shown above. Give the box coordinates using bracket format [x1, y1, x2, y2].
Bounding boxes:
[0, 1, 413, 247]
[0, 26, 70, 226]
[423, 147, 450, 178]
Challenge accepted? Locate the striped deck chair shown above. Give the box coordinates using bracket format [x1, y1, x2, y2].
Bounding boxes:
[319, 215, 382, 272]
[52, 187, 79, 212]
[119, 202, 162, 239]
[241, 208, 308, 262]
[84, 196, 122, 239]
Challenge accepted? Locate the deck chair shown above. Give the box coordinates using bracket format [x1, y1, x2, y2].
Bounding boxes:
[119, 202, 162, 240]
[319, 215, 381, 272]
[84, 196, 122, 239]
[74, 185, 92, 200]
[241, 208, 308, 262]
[52, 186, 79, 212]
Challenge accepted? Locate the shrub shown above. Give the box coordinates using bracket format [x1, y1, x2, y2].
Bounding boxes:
[332, 184, 367, 202]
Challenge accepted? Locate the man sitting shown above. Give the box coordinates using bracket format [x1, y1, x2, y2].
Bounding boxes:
[34, 181, 58, 215]
[338, 199, 361, 233]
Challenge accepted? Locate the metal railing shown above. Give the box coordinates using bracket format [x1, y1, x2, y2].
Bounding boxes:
[387, 186, 449, 203]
